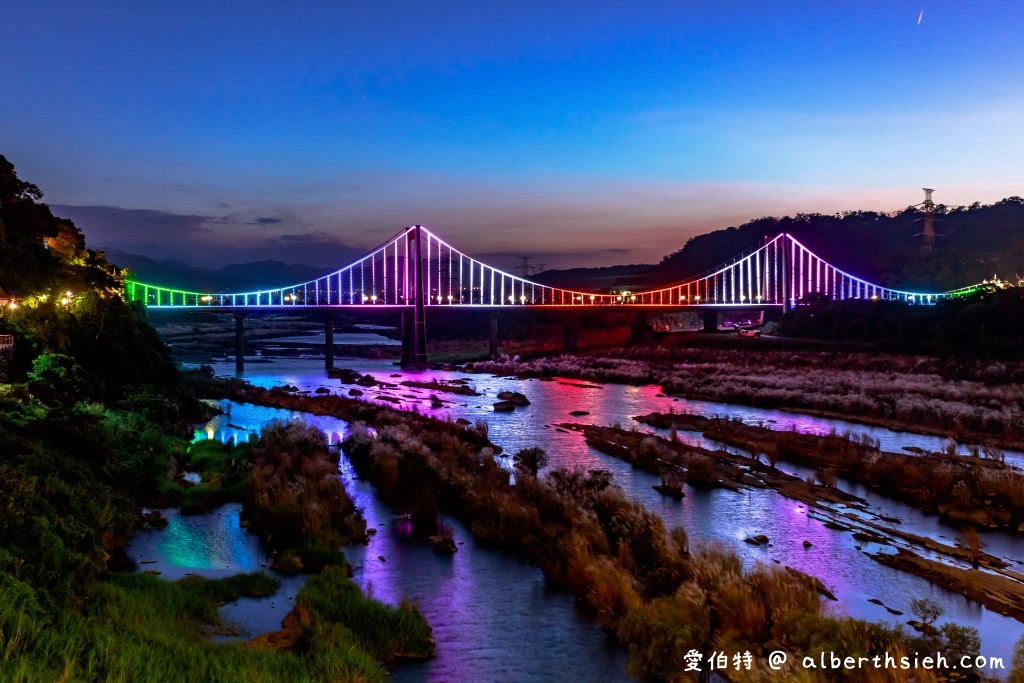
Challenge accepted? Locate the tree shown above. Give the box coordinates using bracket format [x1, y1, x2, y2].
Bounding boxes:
[910, 597, 943, 626]
[0, 155, 60, 294]
[1010, 633, 1024, 683]
[513, 447, 548, 476]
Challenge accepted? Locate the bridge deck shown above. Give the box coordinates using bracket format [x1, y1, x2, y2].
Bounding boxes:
[143, 303, 787, 312]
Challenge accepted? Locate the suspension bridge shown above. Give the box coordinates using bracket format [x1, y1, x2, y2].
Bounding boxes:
[125, 226, 982, 368]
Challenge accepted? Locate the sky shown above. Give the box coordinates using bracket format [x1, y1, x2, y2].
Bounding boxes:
[2, 1, 1023, 270]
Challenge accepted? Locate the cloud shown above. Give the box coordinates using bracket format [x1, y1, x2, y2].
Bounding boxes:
[48, 204, 362, 268]
[51, 204, 215, 241]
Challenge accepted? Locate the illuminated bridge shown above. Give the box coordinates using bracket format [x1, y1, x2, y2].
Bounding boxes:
[126, 226, 983, 368]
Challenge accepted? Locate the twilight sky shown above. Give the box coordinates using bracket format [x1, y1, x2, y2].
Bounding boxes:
[2, 2, 1023, 269]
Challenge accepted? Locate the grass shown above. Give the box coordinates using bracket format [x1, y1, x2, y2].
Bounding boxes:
[243, 419, 367, 573]
[295, 567, 435, 662]
[0, 566, 433, 682]
[178, 439, 250, 515]
[0, 570, 389, 683]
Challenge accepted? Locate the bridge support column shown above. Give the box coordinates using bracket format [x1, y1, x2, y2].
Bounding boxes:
[629, 310, 650, 345]
[400, 309, 414, 367]
[562, 314, 578, 351]
[781, 235, 792, 313]
[233, 313, 245, 373]
[324, 313, 335, 371]
[701, 310, 719, 333]
[489, 313, 499, 359]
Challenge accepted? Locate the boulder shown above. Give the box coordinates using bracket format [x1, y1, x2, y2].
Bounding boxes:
[271, 553, 305, 574]
[348, 388, 363, 396]
[744, 534, 770, 546]
[355, 375, 379, 387]
[328, 368, 363, 383]
[496, 391, 530, 406]
[569, 410, 590, 416]
[493, 401, 515, 412]
[430, 536, 458, 555]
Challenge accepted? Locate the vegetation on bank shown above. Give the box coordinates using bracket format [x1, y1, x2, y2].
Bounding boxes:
[0, 566, 431, 682]
[637, 410, 1024, 531]
[0, 156, 432, 680]
[779, 291, 1024, 357]
[243, 420, 368, 573]
[175, 420, 371, 572]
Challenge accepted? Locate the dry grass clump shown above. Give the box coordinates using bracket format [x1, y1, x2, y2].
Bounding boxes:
[244, 419, 366, 572]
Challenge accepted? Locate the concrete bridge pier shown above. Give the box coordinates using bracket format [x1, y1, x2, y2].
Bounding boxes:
[562, 314, 579, 351]
[629, 310, 650, 345]
[489, 313, 500, 359]
[324, 312, 335, 370]
[701, 310, 719, 333]
[233, 313, 245, 373]
[400, 309, 414, 367]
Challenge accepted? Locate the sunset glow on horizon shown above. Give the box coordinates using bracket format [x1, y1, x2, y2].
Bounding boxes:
[3, 1, 1022, 269]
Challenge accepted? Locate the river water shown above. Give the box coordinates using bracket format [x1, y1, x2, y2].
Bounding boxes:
[129, 353, 1024, 678]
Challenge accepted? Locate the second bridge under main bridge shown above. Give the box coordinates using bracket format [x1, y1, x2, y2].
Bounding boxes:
[126, 225, 984, 369]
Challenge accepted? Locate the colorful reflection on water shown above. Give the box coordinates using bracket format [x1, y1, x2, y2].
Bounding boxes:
[168, 358, 1024, 664]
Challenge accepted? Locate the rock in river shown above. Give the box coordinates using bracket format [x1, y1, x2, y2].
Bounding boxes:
[496, 391, 531, 406]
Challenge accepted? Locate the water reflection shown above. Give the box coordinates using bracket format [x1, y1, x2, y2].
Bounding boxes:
[181, 358, 1024, 663]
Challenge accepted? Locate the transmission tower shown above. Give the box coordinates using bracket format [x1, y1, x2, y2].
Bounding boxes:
[915, 188, 937, 254]
[516, 257, 532, 277]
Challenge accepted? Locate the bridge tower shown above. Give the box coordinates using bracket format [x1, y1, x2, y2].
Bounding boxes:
[401, 225, 429, 367]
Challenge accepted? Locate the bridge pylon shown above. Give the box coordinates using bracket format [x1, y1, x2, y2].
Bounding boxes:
[404, 225, 429, 367]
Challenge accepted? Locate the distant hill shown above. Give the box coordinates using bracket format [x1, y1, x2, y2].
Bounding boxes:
[106, 249, 328, 292]
[532, 264, 653, 291]
[640, 197, 1024, 292]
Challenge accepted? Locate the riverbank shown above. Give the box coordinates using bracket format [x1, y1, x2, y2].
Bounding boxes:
[466, 346, 1024, 451]
[634, 411, 1023, 531]
[556, 420, 1024, 629]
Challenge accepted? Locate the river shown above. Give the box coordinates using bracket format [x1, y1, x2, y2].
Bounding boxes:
[129, 353, 1024, 678]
